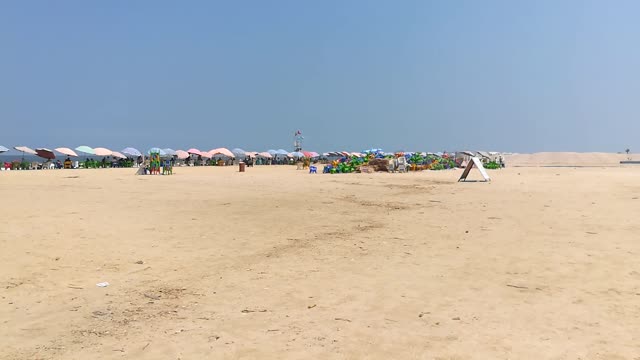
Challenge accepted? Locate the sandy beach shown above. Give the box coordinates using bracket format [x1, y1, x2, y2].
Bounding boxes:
[2, 165, 640, 359]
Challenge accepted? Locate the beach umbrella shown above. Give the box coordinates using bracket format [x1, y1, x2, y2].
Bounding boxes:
[267, 149, 277, 156]
[75, 145, 95, 155]
[310, 151, 319, 157]
[14, 146, 37, 155]
[276, 149, 288, 155]
[257, 152, 272, 158]
[210, 148, 234, 157]
[176, 150, 189, 159]
[54, 147, 78, 157]
[94, 147, 113, 156]
[231, 148, 246, 157]
[187, 148, 204, 157]
[147, 147, 165, 155]
[111, 151, 126, 159]
[245, 151, 258, 158]
[291, 151, 304, 158]
[162, 148, 177, 156]
[302, 151, 313, 158]
[35, 148, 56, 160]
[0, 145, 8, 153]
[121, 147, 142, 157]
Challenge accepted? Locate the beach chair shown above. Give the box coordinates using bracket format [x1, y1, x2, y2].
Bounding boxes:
[396, 157, 407, 173]
[309, 165, 317, 174]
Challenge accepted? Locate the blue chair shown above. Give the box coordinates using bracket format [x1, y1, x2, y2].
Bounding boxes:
[309, 165, 317, 174]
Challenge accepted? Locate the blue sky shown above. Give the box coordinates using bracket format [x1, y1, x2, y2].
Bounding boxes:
[2, 1, 639, 153]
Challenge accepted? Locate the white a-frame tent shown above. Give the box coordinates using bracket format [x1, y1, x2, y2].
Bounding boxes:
[458, 157, 491, 182]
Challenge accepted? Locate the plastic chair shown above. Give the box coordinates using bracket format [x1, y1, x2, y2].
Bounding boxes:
[309, 166, 317, 174]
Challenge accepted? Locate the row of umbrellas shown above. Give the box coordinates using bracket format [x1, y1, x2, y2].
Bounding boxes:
[0, 145, 322, 161]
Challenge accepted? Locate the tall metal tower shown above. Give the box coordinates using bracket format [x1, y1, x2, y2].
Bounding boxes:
[293, 130, 303, 152]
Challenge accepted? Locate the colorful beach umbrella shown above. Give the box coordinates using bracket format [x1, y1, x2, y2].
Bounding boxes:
[35, 148, 56, 160]
[55, 147, 78, 157]
[187, 148, 204, 157]
[0, 146, 8, 153]
[75, 145, 95, 155]
[14, 146, 37, 155]
[147, 147, 165, 156]
[121, 147, 142, 157]
[176, 150, 189, 159]
[209, 148, 234, 157]
[162, 148, 177, 156]
[111, 151, 126, 159]
[231, 148, 246, 157]
[302, 151, 313, 158]
[93, 147, 113, 156]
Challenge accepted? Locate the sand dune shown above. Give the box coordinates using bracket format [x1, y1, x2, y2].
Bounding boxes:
[2, 166, 640, 359]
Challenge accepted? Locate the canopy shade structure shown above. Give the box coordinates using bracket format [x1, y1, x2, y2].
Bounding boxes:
[35, 148, 56, 160]
[54, 147, 78, 157]
[93, 147, 113, 156]
[14, 146, 37, 155]
[121, 147, 142, 157]
[75, 145, 95, 155]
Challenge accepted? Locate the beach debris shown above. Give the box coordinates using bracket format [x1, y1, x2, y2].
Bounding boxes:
[418, 312, 430, 318]
[142, 342, 150, 351]
[586, 232, 598, 235]
[452, 317, 461, 321]
[144, 293, 161, 300]
[96, 282, 109, 287]
[68, 285, 83, 290]
[506, 284, 528, 289]
[241, 309, 268, 313]
[92, 310, 109, 317]
[135, 260, 144, 264]
[307, 304, 317, 309]
[334, 317, 352, 322]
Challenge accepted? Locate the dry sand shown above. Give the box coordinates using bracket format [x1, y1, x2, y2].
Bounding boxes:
[504, 152, 640, 167]
[2, 165, 640, 359]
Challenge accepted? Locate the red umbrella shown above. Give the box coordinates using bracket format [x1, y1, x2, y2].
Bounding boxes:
[302, 151, 313, 158]
[35, 148, 56, 160]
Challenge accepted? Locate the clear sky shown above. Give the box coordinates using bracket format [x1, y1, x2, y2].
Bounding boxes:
[2, 1, 639, 153]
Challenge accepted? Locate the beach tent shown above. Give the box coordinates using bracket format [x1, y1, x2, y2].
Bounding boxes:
[458, 157, 491, 182]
